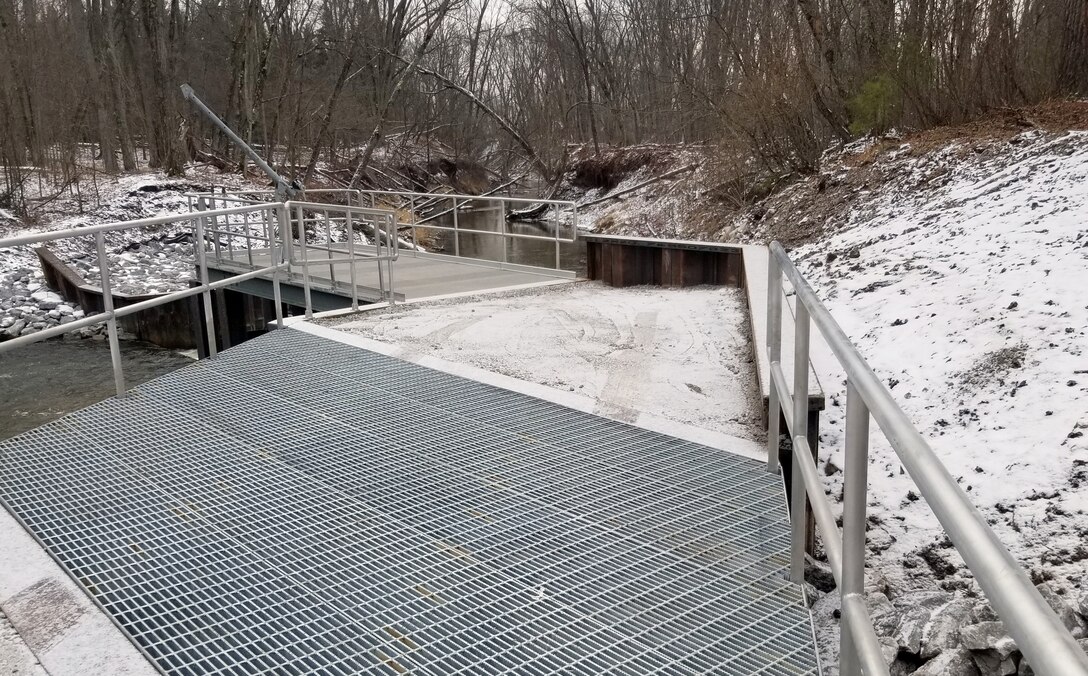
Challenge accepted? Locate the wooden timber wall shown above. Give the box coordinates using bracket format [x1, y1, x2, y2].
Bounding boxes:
[584, 234, 744, 288]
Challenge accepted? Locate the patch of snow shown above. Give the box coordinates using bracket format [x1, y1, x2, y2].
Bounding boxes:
[323, 282, 766, 443]
[787, 130, 1088, 594]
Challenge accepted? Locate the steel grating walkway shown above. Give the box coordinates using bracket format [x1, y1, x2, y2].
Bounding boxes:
[0, 328, 818, 675]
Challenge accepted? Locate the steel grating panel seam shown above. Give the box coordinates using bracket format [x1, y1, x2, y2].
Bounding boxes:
[97, 385, 809, 674]
[0, 328, 818, 675]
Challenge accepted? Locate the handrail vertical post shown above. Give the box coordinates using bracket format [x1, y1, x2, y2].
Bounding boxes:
[840, 380, 871, 676]
[193, 215, 217, 357]
[554, 206, 561, 269]
[324, 209, 336, 286]
[409, 196, 418, 251]
[295, 204, 313, 318]
[225, 209, 235, 261]
[375, 214, 388, 302]
[386, 213, 397, 305]
[346, 210, 358, 311]
[500, 201, 508, 265]
[94, 231, 127, 396]
[387, 214, 396, 304]
[791, 300, 811, 581]
[453, 197, 460, 257]
[209, 206, 223, 264]
[243, 209, 253, 266]
[766, 251, 783, 473]
[270, 208, 284, 328]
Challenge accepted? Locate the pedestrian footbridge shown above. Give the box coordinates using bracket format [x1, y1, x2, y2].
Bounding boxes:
[2, 190, 1086, 676]
[1, 328, 818, 675]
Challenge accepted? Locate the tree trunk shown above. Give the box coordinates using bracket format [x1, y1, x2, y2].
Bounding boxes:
[303, 52, 353, 184]
[349, 0, 455, 188]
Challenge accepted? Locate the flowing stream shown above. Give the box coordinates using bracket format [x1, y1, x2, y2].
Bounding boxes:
[419, 207, 587, 274]
[0, 338, 193, 440]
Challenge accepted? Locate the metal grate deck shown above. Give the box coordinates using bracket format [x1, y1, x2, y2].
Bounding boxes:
[0, 328, 818, 675]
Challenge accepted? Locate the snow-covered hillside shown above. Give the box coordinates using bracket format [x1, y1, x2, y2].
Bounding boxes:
[756, 129, 1088, 671]
[792, 129, 1088, 587]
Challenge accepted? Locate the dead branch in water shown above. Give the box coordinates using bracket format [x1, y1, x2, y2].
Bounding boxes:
[395, 172, 530, 230]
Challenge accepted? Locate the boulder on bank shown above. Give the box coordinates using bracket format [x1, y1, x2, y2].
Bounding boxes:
[914, 648, 981, 676]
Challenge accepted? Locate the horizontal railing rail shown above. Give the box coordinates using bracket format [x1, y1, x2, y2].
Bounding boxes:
[359, 188, 578, 271]
[0, 198, 401, 396]
[767, 241, 1088, 676]
[0, 203, 289, 397]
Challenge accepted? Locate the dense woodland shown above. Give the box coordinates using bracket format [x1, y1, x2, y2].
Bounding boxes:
[1, 0, 1086, 214]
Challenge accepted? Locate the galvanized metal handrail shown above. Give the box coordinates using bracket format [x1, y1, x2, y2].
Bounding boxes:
[190, 187, 580, 272]
[767, 241, 1088, 676]
[359, 189, 578, 271]
[287, 200, 398, 313]
[0, 203, 292, 397]
[188, 194, 400, 312]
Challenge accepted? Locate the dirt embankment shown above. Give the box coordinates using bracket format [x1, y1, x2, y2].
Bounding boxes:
[737, 100, 1088, 247]
[564, 100, 1088, 246]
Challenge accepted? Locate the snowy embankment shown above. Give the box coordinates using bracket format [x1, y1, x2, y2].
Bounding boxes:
[0, 169, 267, 341]
[777, 130, 1088, 672]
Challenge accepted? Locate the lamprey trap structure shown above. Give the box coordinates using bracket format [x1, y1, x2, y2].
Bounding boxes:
[0, 329, 819, 675]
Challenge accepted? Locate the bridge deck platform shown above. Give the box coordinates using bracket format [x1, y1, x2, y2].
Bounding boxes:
[0, 327, 818, 675]
[208, 246, 575, 306]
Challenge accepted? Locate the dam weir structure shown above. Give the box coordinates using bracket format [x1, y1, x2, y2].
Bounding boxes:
[0, 189, 1086, 676]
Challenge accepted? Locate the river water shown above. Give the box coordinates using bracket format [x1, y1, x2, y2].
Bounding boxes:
[422, 208, 587, 274]
[0, 338, 193, 440]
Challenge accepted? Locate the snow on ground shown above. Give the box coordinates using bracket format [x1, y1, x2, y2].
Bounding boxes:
[1, 166, 269, 340]
[560, 144, 716, 238]
[786, 130, 1088, 597]
[323, 282, 766, 443]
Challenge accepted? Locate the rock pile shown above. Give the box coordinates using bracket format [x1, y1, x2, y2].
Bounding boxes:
[809, 558, 1088, 675]
[73, 236, 196, 296]
[0, 268, 102, 342]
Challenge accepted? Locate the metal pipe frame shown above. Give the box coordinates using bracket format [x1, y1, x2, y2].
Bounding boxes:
[0, 203, 296, 398]
[189, 188, 576, 272]
[189, 197, 400, 313]
[765, 240, 1088, 676]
